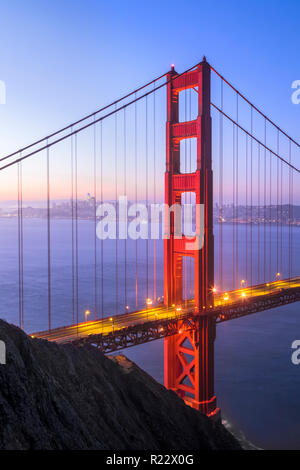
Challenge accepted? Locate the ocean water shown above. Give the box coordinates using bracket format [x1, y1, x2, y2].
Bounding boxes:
[0, 217, 299, 449]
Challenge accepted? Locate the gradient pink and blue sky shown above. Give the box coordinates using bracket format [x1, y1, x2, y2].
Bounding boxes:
[0, 0, 299, 202]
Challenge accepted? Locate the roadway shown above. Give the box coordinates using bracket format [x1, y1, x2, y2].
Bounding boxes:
[31, 276, 300, 344]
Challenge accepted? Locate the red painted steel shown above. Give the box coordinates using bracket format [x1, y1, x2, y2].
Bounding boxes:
[164, 58, 219, 418]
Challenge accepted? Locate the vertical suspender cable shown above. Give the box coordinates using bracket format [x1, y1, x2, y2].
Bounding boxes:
[17, 163, 21, 328]
[219, 79, 223, 292]
[236, 95, 239, 288]
[257, 144, 260, 283]
[46, 142, 51, 331]
[280, 160, 283, 276]
[269, 150, 272, 281]
[124, 108, 127, 311]
[115, 107, 118, 315]
[100, 121, 104, 322]
[18, 160, 24, 329]
[135, 94, 138, 307]
[71, 130, 75, 324]
[289, 141, 292, 284]
[75, 134, 79, 330]
[93, 118, 98, 319]
[245, 134, 248, 284]
[276, 131, 279, 277]
[291, 151, 293, 281]
[153, 83, 157, 305]
[232, 124, 235, 289]
[21, 162, 24, 330]
[250, 109, 253, 294]
[146, 94, 149, 313]
[263, 120, 266, 284]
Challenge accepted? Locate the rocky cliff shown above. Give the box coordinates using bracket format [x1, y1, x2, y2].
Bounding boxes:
[0, 319, 240, 450]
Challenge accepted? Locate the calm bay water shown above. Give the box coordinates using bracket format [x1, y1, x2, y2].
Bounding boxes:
[0, 217, 299, 449]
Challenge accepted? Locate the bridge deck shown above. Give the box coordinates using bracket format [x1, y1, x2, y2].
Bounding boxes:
[31, 277, 300, 351]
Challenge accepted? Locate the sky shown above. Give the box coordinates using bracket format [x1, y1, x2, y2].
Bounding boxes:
[0, 0, 299, 202]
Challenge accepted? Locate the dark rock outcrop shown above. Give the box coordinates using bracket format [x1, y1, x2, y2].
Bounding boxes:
[0, 319, 240, 450]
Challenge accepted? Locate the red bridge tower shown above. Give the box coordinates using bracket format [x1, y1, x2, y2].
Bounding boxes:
[164, 58, 220, 419]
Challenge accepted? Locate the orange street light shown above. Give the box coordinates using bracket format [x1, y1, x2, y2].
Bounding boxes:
[85, 309, 90, 322]
[109, 316, 114, 332]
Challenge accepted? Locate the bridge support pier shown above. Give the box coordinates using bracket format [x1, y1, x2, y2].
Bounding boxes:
[164, 317, 220, 420]
[164, 58, 219, 419]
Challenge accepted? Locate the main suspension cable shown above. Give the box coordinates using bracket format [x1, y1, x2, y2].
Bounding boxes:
[0, 71, 169, 164]
[0, 61, 203, 173]
[210, 65, 300, 150]
[211, 103, 300, 173]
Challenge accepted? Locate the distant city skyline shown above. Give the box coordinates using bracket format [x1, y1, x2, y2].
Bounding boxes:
[1, 197, 300, 227]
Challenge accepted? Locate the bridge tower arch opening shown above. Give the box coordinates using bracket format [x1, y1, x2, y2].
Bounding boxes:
[164, 58, 220, 419]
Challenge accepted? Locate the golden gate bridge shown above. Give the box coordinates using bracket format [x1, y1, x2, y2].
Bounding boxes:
[0, 57, 299, 420]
